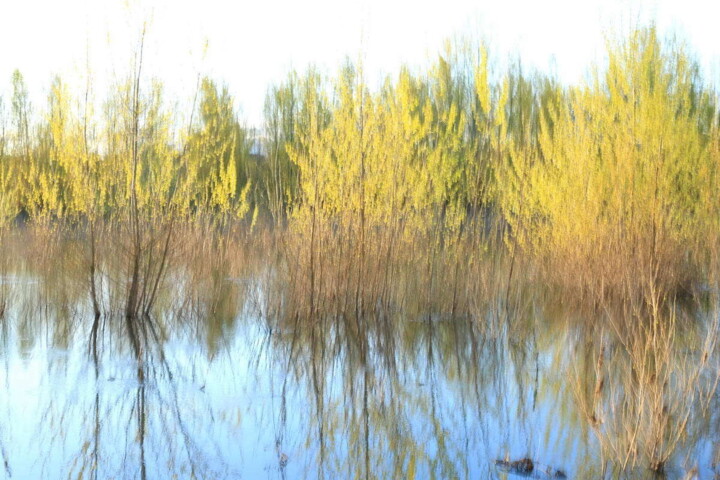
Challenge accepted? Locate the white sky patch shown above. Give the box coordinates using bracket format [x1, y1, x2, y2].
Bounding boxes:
[0, 0, 719, 127]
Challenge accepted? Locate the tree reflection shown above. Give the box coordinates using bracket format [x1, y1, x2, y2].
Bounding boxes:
[0, 229, 716, 479]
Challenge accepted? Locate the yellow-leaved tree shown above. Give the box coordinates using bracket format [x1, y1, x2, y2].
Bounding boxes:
[500, 26, 719, 291]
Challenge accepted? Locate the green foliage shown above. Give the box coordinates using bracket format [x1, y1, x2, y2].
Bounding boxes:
[263, 72, 302, 220]
[0, 26, 717, 284]
[186, 78, 250, 216]
[503, 27, 719, 266]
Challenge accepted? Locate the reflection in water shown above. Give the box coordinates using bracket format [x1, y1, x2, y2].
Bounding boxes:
[0, 231, 716, 479]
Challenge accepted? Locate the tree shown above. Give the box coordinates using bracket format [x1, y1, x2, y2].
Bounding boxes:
[187, 77, 250, 217]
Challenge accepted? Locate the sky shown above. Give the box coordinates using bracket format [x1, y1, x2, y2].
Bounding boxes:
[1, 0, 719, 127]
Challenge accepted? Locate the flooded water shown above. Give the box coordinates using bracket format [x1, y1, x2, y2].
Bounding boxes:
[0, 237, 718, 480]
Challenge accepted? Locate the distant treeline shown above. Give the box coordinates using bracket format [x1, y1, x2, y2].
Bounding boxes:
[0, 27, 718, 263]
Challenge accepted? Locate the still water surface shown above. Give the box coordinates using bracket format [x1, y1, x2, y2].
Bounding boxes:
[0, 268, 717, 479]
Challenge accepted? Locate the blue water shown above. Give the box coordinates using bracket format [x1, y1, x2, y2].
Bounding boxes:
[0, 275, 716, 479]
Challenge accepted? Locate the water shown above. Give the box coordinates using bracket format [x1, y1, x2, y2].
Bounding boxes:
[0, 252, 717, 479]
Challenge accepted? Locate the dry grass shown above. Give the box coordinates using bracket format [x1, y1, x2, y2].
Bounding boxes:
[570, 251, 720, 476]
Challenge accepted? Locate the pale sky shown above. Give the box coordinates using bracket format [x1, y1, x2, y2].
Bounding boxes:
[1, 0, 719, 127]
